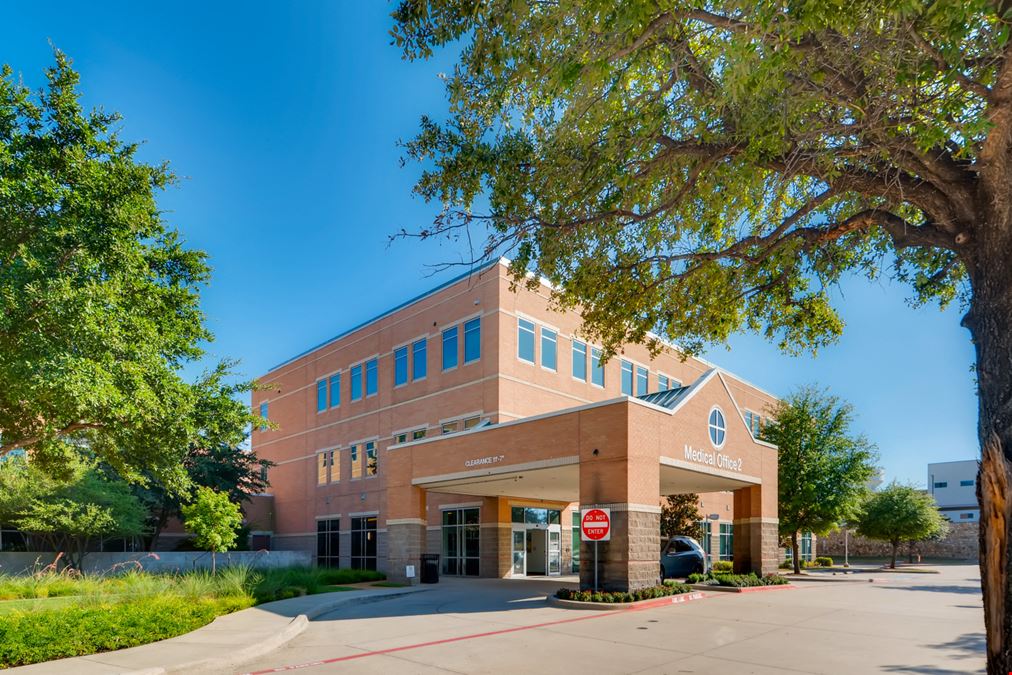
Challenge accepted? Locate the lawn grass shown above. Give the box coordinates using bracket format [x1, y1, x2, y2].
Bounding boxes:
[0, 565, 386, 668]
[371, 581, 408, 588]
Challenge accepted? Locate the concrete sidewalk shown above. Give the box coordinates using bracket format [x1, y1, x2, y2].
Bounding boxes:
[9, 585, 428, 675]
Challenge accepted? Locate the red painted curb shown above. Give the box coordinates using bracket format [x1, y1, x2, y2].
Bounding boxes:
[735, 583, 796, 593]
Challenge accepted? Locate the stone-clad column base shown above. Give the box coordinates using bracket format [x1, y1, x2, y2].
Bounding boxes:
[579, 509, 660, 592]
[385, 520, 426, 585]
[732, 517, 780, 576]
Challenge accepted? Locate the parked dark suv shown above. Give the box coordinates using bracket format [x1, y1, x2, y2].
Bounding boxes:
[659, 535, 707, 580]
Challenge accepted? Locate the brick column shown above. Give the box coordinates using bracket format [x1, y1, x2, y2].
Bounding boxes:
[732, 485, 779, 576]
[578, 402, 660, 592]
[385, 485, 427, 585]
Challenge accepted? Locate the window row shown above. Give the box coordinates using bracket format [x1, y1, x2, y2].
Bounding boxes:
[743, 410, 764, 438]
[316, 516, 377, 570]
[317, 441, 378, 485]
[517, 318, 681, 395]
[315, 317, 482, 413]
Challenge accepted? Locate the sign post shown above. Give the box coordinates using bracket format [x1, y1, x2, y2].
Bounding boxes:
[580, 507, 611, 592]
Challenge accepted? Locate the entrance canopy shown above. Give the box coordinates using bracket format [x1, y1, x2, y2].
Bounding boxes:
[413, 457, 580, 502]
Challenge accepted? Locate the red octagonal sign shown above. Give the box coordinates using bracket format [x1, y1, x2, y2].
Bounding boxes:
[581, 507, 611, 542]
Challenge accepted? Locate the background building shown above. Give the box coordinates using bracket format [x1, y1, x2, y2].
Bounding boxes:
[928, 459, 980, 522]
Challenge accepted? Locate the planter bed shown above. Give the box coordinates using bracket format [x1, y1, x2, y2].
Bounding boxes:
[548, 590, 706, 611]
[689, 583, 795, 593]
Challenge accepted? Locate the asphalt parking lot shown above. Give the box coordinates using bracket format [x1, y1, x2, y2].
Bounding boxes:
[236, 564, 984, 675]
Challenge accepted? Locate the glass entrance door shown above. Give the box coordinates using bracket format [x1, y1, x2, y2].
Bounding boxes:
[548, 527, 562, 575]
[511, 527, 526, 576]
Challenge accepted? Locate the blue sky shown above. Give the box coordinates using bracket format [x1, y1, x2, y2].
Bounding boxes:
[4, 3, 979, 486]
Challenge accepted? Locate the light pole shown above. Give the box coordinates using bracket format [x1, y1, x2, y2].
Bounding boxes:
[844, 526, 849, 568]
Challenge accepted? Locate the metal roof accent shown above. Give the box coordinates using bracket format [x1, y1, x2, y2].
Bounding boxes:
[636, 386, 691, 409]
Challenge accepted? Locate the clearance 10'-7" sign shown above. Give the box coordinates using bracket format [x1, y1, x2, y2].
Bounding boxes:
[580, 507, 611, 542]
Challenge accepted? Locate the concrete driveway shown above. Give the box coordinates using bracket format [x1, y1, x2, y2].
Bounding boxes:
[235, 565, 984, 674]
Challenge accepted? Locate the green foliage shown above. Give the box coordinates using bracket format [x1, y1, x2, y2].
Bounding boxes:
[390, 1, 1003, 358]
[856, 483, 949, 567]
[0, 52, 262, 485]
[660, 494, 702, 538]
[250, 567, 385, 604]
[181, 487, 243, 556]
[0, 456, 146, 569]
[815, 556, 834, 567]
[556, 582, 693, 603]
[711, 560, 733, 573]
[689, 571, 789, 587]
[133, 443, 274, 550]
[764, 386, 877, 571]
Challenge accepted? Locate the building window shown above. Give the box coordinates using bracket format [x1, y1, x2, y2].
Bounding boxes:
[709, 407, 726, 447]
[744, 411, 761, 437]
[621, 360, 634, 396]
[441, 420, 460, 434]
[572, 341, 587, 381]
[960, 512, 975, 520]
[316, 379, 327, 412]
[317, 519, 340, 568]
[408, 340, 426, 382]
[258, 402, 268, 431]
[697, 520, 712, 557]
[571, 511, 581, 573]
[464, 318, 481, 363]
[718, 523, 733, 561]
[350, 444, 362, 479]
[658, 374, 669, 391]
[365, 441, 377, 476]
[800, 531, 813, 561]
[0, 524, 27, 552]
[463, 415, 483, 429]
[394, 346, 408, 386]
[351, 364, 362, 401]
[541, 328, 558, 370]
[591, 347, 604, 386]
[395, 428, 427, 444]
[442, 326, 459, 370]
[413, 428, 427, 440]
[636, 366, 648, 396]
[317, 451, 331, 486]
[329, 373, 340, 408]
[351, 516, 377, 570]
[442, 508, 480, 576]
[933, 481, 948, 489]
[960, 479, 974, 487]
[365, 358, 378, 396]
[518, 318, 536, 363]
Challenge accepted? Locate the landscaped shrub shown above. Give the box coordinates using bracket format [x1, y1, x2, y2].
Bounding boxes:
[687, 572, 790, 588]
[250, 567, 385, 603]
[555, 582, 692, 603]
[0, 594, 253, 668]
[711, 560, 734, 573]
[815, 556, 833, 567]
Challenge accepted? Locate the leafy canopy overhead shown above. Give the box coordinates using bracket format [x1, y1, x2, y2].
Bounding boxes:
[0, 53, 262, 485]
[392, 0, 1007, 356]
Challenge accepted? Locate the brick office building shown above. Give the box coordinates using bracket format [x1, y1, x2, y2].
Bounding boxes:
[252, 260, 780, 590]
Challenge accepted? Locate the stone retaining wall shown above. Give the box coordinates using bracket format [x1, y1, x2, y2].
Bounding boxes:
[0, 549, 312, 575]
[819, 522, 978, 560]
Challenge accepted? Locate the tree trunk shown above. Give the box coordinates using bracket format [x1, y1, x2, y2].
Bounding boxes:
[792, 531, 801, 575]
[962, 234, 1012, 675]
[889, 540, 897, 569]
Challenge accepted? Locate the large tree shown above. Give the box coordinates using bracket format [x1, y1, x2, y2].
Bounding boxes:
[856, 483, 949, 570]
[762, 386, 877, 573]
[135, 443, 274, 551]
[660, 493, 703, 539]
[0, 456, 146, 569]
[391, 2, 1012, 669]
[0, 54, 261, 488]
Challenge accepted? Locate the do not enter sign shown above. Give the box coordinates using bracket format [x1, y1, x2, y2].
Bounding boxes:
[580, 507, 611, 542]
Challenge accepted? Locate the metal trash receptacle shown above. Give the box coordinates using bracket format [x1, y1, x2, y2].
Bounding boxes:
[420, 554, 440, 584]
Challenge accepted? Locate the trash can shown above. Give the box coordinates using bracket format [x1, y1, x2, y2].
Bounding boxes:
[420, 553, 440, 584]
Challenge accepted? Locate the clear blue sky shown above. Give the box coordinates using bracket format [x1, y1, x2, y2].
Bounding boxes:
[3, 2, 979, 487]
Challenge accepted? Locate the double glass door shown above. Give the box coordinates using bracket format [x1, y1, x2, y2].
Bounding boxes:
[510, 521, 562, 577]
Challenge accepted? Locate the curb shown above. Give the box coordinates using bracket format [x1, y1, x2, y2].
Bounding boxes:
[143, 588, 425, 675]
[547, 591, 706, 611]
[689, 583, 795, 594]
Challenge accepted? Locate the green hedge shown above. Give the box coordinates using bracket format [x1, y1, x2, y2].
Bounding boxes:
[555, 582, 693, 604]
[0, 594, 252, 668]
[687, 571, 789, 587]
[815, 556, 834, 567]
[711, 560, 734, 573]
[251, 567, 385, 603]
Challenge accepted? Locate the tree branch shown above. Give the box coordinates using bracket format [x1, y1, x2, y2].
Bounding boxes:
[0, 421, 105, 455]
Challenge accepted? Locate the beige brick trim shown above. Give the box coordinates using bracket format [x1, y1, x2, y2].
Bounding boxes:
[386, 518, 426, 526]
